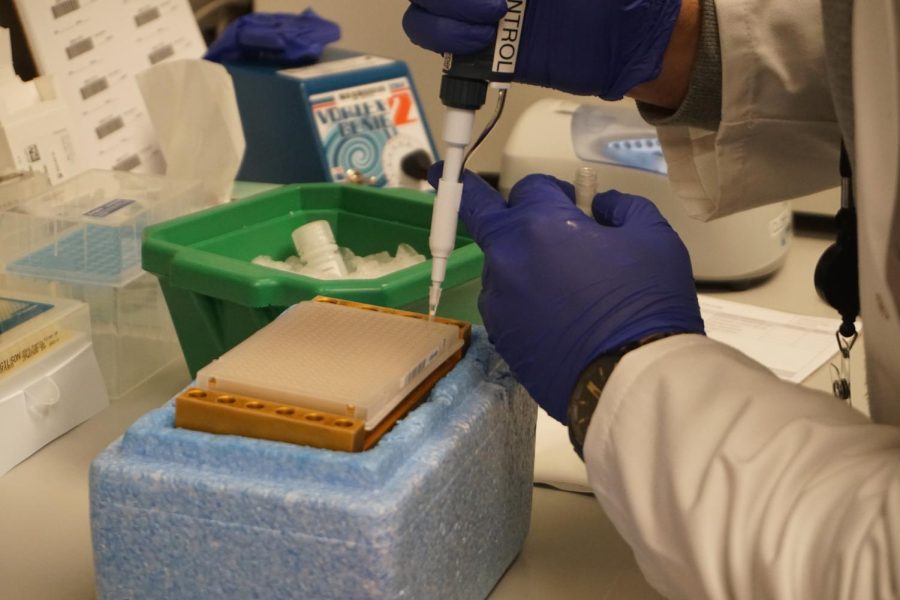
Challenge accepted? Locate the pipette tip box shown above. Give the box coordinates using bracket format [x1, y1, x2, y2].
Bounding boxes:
[0, 169, 215, 398]
[90, 326, 537, 599]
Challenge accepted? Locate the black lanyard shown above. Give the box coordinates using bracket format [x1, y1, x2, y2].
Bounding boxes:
[814, 142, 860, 400]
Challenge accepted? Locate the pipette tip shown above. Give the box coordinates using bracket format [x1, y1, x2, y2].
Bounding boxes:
[428, 283, 442, 320]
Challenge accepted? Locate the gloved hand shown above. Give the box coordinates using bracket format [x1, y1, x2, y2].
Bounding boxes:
[404, 0, 682, 100]
[205, 10, 340, 65]
[431, 166, 704, 422]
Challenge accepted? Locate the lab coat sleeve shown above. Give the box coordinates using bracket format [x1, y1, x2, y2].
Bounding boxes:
[585, 334, 900, 600]
[659, 0, 843, 220]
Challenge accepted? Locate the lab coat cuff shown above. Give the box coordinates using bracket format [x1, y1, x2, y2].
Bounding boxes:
[581, 334, 715, 475]
[652, 0, 842, 219]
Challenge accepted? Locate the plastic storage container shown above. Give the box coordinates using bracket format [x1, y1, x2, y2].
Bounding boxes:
[142, 184, 483, 376]
[0, 290, 108, 477]
[0, 170, 214, 397]
[0, 171, 51, 213]
[3, 272, 180, 399]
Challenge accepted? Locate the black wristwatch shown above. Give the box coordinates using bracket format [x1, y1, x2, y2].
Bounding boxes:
[567, 332, 685, 459]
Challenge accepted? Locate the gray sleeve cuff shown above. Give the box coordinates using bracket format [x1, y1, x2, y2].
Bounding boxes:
[638, 0, 722, 131]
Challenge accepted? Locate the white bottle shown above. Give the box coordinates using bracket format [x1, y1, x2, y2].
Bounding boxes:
[291, 220, 348, 278]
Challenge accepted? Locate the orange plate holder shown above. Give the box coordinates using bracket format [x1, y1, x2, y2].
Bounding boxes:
[175, 296, 472, 452]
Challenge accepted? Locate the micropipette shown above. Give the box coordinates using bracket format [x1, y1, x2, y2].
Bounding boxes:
[428, 1, 527, 318]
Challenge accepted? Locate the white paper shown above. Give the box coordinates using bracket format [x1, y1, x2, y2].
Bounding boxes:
[534, 296, 851, 493]
[0, 29, 83, 183]
[698, 295, 850, 383]
[137, 59, 245, 203]
[12, 0, 206, 174]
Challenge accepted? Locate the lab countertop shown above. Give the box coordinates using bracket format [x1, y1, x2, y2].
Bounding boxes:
[0, 226, 858, 600]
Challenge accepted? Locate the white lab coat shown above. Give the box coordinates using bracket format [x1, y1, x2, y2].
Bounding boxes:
[584, 0, 900, 598]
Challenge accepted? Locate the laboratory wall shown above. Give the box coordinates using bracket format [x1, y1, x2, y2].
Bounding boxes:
[254, 0, 579, 173]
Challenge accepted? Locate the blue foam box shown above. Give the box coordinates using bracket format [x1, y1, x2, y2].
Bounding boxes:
[90, 328, 537, 599]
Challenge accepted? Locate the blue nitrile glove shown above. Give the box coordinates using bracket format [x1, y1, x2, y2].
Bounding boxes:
[403, 0, 682, 100]
[205, 10, 340, 66]
[429, 165, 704, 423]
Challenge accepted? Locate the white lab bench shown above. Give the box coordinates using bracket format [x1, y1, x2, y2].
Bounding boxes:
[0, 217, 863, 600]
